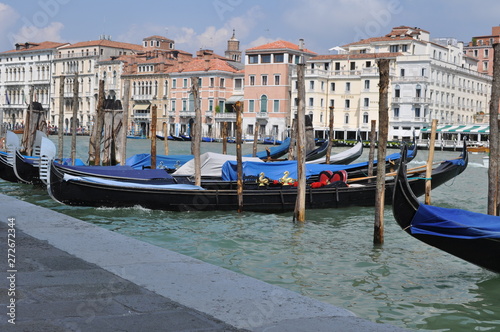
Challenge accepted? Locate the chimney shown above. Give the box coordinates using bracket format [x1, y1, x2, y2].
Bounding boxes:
[299, 39, 304, 51]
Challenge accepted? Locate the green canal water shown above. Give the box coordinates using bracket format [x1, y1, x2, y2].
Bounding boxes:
[1, 137, 499, 331]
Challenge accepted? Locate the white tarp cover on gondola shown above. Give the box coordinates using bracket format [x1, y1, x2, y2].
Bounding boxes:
[172, 152, 263, 177]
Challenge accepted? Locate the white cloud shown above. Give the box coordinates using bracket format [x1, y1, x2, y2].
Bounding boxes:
[10, 21, 65, 44]
[168, 6, 266, 54]
[0, 3, 20, 49]
[282, 0, 404, 50]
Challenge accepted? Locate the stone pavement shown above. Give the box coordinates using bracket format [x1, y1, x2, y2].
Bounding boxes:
[0, 193, 408, 331]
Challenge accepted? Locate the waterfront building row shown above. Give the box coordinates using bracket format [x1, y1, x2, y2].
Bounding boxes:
[0, 26, 496, 143]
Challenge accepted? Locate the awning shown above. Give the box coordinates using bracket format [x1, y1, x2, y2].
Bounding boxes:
[133, 104, 151, 111]
[225, 95, 244, 104]
[460, 125, 482, 133]
[420, 125, 489, 134]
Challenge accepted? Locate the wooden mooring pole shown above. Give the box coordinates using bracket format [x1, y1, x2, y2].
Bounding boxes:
[89, 80, 105, 165]
[488, 43, 500, 216]
[222, 122, 228, 155]
[368, 120, 376, 181]
[71, 73, 79, 165]
[163, 122, 169, 155]
[252, 121, 258, 157]
[150, 105, 157, 170]
[374, 59, 390, 245]
[425, 119, 438, 205]
[191, 77, 201, 186]
[325, 106, 334, 164]
[294, 63, 306, 222]
[119, 79, 130, 164]
[235, 101, 243, 212]
[58, 76, 64, 160]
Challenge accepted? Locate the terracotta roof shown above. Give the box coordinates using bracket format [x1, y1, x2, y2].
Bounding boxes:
[59, 39, 143, 51]
[246, 40, 316, 54]
[1, 41, 69, 54]
[312, 52, 402, 61]
[143, 35, 174, 42]
[168, 58, 244, 74]
[343, 36, 415, 47]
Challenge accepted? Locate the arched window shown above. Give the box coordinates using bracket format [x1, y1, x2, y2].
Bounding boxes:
[344, 113, 349, 124]
[260, 95, 268, 113]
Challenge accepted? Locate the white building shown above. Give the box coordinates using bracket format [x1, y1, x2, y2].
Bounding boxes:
[0, 41, 69, 131]
[293, 26, 492, 141]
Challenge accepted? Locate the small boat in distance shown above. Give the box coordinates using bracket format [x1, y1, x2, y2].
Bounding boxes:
[392, 144, 500, 274]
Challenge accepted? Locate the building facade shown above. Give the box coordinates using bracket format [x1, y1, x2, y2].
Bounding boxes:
[292, 26, 492, 141]
[0, 41, 69, 131]
[243, 40, 316, 141]
[51, 37, 144, 133]
[465, 26, 500, 75]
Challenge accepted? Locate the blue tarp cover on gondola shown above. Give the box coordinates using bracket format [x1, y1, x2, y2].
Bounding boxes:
[410, 204, 500, 239]
[126, 153, 193, 170]
[221, 151, 403, 181]
[58, 163, 174, 180]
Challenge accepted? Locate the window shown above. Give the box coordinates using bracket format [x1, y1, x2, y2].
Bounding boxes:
[274, 53, 284, 63]
[274, 75, 280, 85]
[394, 85, 400, 98]
[390, 45, 399, 52]
[309, 81, 315, 90]
[309, 98, 314, 107]
[415, 107, 421, 118]
[416, 85, 421, 98]
[171, 100, 176, 111]
[345, 99, 350, 109]
[220, 78, 225, 87]
[350, 62, 355, 70]
[393, 107, 399, 118]
[183, 78, 188, 88]
[345, 82, 351, 92]
[421, 68, 426, 77]
[364, 98, 369, 107]
[330, 82, 335, 91]
[260, 95, 268, 112]
[400, 68, 405, 77]
[261, 54, 271, 63]
[249, 55, 258, 64]
[150, 40, 154, 46]
[209, 100, 213, 111]
[182, 100, 187, 111]
[143, 41, 147, 47]
[273, 100, 280, 112]
[247, 124, 254, 135]
[484, 61, 489, 71]
[172, 79, 177, 88]
[363, 112, 369, 124]
[262, 75, 268, 86]
[235, 78, 243, 90]
[335, 62, 340, 71]
[344, 113, 349, 124]
[198, 78, 202, 87]
[249, 75, 255, 86]
[219, 100, 225, 112]
[485, 49, 489, 57]
[366, 61, 371, 68]
[364, 80, 370, 90]
[210, 77, 214, 87]
[402, 45, 408, 52]
[249, 100, 254, 112]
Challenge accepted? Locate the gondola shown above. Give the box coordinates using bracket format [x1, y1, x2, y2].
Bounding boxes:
[47, 142, 467, 212]
[392, 144, 500, 273]
[306, 132, 364, 165]
[0, 151, 19, 183]
[245, 137, 291, 160]
[305, 138, 330, 161]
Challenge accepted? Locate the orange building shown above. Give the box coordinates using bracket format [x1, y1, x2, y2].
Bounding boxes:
[465, 26, 500, 75]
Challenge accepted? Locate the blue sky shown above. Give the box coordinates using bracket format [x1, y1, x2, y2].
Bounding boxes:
[1, 0, 500, 55]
